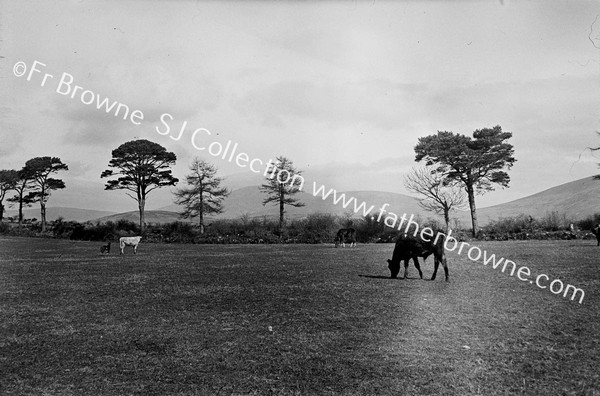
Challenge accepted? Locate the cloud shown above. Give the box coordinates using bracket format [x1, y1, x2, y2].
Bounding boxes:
[61, 159, 91, 178]
[0, 107, 24, 159]
[59, 101, 134, 146]
[234, 78, 428, 131]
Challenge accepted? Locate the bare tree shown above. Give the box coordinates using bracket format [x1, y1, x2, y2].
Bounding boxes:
[404, 165, 467, 231]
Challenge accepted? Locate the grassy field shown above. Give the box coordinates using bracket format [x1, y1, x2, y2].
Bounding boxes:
[1, 237, 599, 395]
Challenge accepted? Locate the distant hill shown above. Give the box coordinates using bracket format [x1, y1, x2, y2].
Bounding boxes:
[94, 210, 195, 225]
[75, 176, 600, 226]
[4, 207, 116, 223]
[476, 176, 600, 224]
[157, 186, 427, 221]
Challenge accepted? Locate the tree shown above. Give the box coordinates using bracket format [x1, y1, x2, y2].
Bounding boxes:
[101, 139, 178, 233]
[592, 132, 600, 180]
[414, 125, 515, 236]
[404, 165, 467, 232]
[25, 157, 69, 232]
[7, 168, 36, 226]
[0, 169, 19, 222]
[260, 156, 305, 233]
[173, 159, 230, 234]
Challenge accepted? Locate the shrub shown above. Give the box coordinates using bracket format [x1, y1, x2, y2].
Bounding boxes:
[297, 213, 338, 243]
[161, 221, 198, 243]
[577, 213, 600, 231]
[0, 222, 10, 234]
[116, 219, 139, 234]
[484, 214, 533, 235]
[354, 215, 392, 243]
[538, 211, 574, 232]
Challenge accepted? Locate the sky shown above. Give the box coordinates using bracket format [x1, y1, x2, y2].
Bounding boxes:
[1, 0, 600, 213]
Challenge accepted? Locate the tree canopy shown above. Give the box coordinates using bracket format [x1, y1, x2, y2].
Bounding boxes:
[173, 159, 230, 234]
[101, 139, 178, 232]
[24, 157, 69, 232]
[260, 156, 304, 233]
[0, 169, 19, 221]
[414, 125, 515, 236]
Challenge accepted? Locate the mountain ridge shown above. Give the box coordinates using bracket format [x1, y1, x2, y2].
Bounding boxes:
[5, 177, 599, 226]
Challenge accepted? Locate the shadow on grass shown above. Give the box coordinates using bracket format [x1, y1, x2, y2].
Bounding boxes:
[358, 274, 424, 280]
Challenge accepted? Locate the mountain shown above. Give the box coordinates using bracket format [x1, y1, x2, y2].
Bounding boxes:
[157, 186, 426, 221]
[4, 207, 116, 222]
[94, 210, 193, 225]
[21, 176, 598, 226]
[475, 176, 600, 224]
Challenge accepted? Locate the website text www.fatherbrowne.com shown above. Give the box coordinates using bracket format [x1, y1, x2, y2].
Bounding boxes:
[13, 59, 585, 304]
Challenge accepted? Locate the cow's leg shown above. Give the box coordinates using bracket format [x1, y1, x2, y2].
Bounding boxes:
[388, 259, 400, 279]
[413, 257, 423, 279]
[120, 243, 124, 255]
[431, 257, 439, 280]
[401, 259, 409, 279]
[442, 257, 449, 282]
[133, 244, 137, 254]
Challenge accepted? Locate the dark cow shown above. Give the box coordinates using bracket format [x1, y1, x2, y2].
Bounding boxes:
[335, 228, 356, 248]
[100, 242, 111, 254]
[592, 224, 600, 246]
[386, 233, 448, 281]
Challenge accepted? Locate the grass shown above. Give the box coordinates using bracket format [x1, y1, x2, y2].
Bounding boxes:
[0, 237, 599, 395]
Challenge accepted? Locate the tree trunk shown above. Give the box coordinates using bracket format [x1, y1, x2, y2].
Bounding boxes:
[466, 183, 478, 237]
[199, 210, 204, 234]
[40, 201, 46, 232]
[279, 188, 284, 235]
[18, 198, 24, 226]
[138, 197, 145, 234]
[199, 192, 204, 234]
[0, 203, 4, 222]
[443, 208, 450, 233]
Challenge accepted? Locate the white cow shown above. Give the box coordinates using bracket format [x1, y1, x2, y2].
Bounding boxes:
[119, 236, 142, 255]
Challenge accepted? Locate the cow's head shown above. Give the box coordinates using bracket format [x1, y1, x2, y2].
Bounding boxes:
[387, 259, 400, 279]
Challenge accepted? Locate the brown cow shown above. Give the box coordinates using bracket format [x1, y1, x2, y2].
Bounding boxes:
[386, 233, 448, 281]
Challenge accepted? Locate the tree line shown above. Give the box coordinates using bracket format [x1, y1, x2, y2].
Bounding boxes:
[7, 125, 590, 239]
[0, 139, 305, 237]
[0, 157, 68, 232]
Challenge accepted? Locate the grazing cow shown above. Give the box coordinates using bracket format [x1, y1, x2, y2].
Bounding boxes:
[335, 228, 356, 248]
[592, 224, 600, 246]
[100, 242, 111, 254]
[386, 233, 448, 281]
[119, 236, 142, 255]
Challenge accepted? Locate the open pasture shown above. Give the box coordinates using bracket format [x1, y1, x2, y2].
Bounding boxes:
[1, 237, 599, 395]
